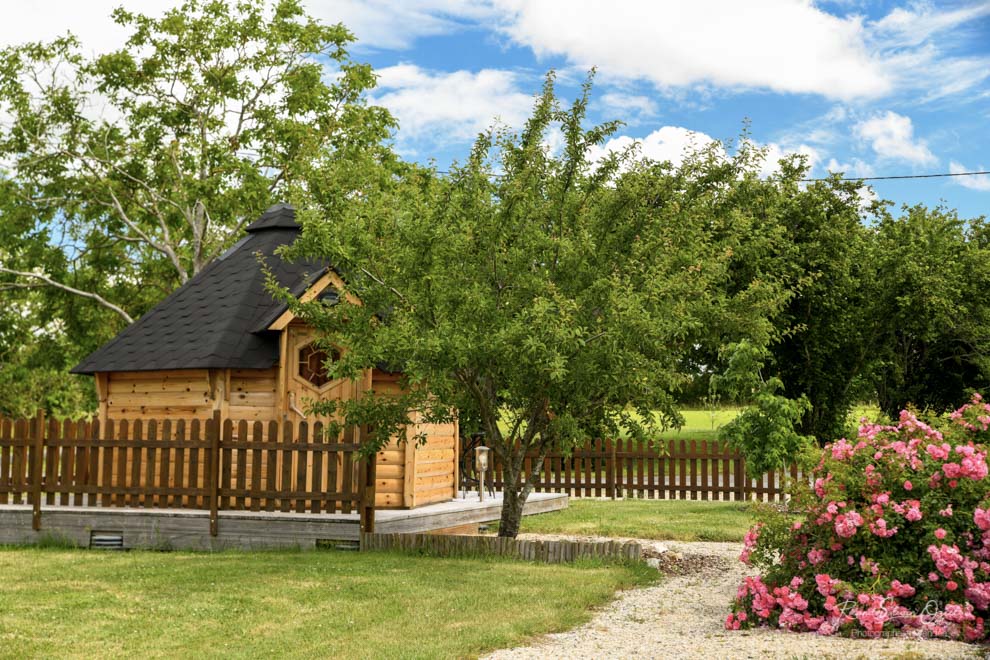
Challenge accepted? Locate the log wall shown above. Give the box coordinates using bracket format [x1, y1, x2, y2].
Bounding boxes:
[371, 370, 459, 509]
[105, 369, 214, 421]
[228, 368, 279, 421]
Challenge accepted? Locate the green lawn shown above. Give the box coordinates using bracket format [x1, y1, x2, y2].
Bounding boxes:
[0, 547, 654, 660]
[509, 498, 755, 542]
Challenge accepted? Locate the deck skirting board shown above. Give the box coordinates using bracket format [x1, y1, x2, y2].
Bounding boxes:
[375, 493, 568, 534]
[0, 506, 359, 550]
[0, 493, 567, 550]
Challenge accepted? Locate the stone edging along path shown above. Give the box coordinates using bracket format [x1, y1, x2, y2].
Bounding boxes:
[485, 538, 981, 660]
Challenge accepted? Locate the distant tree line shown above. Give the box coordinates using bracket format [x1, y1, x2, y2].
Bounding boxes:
[689, 190, 990, 466]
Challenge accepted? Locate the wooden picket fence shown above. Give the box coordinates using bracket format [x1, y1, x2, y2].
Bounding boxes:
[361, 532, 642, 563]
[482, 438, 803, 502]
[0, 411, 377, 535]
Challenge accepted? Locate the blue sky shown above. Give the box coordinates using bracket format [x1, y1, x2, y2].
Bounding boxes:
[334, 0, 990, 219]
[4, 0, 989, 218]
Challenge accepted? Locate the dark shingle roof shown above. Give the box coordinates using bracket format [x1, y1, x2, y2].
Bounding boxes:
[71, 204, 328, 374]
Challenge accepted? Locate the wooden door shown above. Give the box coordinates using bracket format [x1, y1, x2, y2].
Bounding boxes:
[284, 326, 357, 496]
[285, 326, 355, 429]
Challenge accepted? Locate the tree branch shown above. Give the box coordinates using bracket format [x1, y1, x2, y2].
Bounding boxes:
[0, 266, 134, 323]
[360, 266, 407, 303]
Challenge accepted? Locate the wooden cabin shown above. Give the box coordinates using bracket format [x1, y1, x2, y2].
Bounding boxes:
[71, 204, 458, 509]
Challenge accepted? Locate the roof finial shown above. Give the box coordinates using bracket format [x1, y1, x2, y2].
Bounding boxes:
[246, 203, 299, 232]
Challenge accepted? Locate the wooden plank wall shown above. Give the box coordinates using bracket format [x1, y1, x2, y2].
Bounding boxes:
[410, 419, 458, 507]
[375, 437, 406, 509]
[105, 370, 214, 421]
[370, 370, 459, 509]
[104, 368, 285, 497]
[105, 369, 279, 425]
[372, 419, 458, 509]
[228, 369, 279, 422]
[479, 439, 804, 502]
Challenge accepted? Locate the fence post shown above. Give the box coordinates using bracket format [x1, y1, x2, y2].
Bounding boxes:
[31, 409, 45, 531]
[358, 425, 376, 539]
[734, 449, 746, 502]
[208, 410, 221, 537]
[607, 438, 617, 500]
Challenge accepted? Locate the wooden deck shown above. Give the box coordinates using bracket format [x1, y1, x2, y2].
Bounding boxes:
[0, 492, 568, 550]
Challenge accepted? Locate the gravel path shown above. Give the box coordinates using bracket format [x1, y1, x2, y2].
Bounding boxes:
[485, 539, 983, 660]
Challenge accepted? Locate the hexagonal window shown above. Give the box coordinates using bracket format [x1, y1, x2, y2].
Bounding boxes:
[297, 343, 340, 388]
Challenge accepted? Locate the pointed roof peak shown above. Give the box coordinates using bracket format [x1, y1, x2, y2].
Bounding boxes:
[71, 204, 328, 375]
[245, 203, 299, 232]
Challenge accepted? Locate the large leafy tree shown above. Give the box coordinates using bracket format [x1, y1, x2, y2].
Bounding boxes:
[682, 157, 880, 463]
[0, 0, 394, 414]
[754, 172, 881, 443]
[0, 288, 93, 417]
[871, 205, 990, 416]
[718, 195, 990, 466]
[769, 177, 879, 441]
[283, 75, 786, 536]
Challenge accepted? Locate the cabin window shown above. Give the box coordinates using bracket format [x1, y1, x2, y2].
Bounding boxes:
[297, 343, 339, 387]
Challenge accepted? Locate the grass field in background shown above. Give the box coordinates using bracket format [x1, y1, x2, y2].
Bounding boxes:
[654, 408, 740, 441]
[654, 405, 885, 442]
[505, 499, 756, 542]
[500, 404, 886, 444]
[0, 547, 654, 659]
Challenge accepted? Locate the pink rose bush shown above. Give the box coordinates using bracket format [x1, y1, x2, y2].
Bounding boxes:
[729, 394, 990, 642]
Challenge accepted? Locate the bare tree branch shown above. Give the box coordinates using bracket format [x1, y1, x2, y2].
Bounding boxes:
[0, 266, 134, 323]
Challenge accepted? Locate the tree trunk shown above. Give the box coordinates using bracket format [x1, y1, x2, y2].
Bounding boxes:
[498, 474, 526, 539]
[497, 442, 523, 538]
[496, 440, 552, 538]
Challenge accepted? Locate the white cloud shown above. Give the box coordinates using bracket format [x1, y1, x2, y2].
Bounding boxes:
[950, 161, 990, 191]
[597, 92, 658, 121]
[3, 1, 985, 107]
[870, 1, 990, 48]
[756, 142, 822, 178]
[488, 0, 990, 102]
[855, 185, 879, 212]
[854, 111, 936, 165]
[308, 1, 496, 50]
[371, 64, 534, 141]
[586, 126, 818, 179]
[586, 126, 719, 169]
[827, 157, 876, 179]
[492, 0, 889, 100]
[0, 1, 179, 51]
[0, 1, 498, 53]
[0, 1, 496, 53]
[776, 105, 852, 150]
